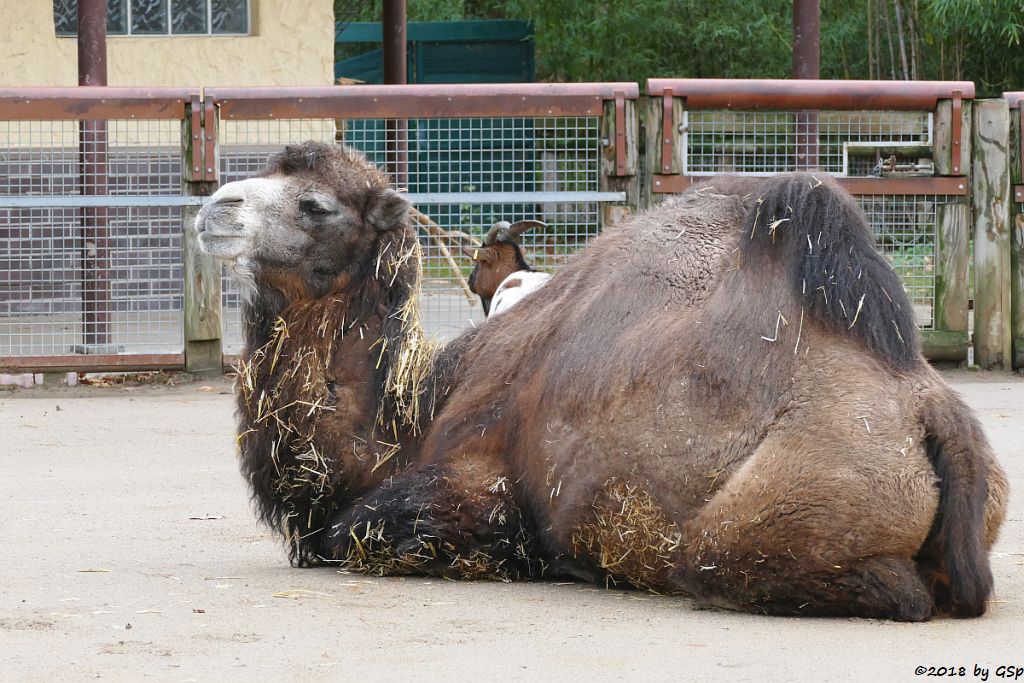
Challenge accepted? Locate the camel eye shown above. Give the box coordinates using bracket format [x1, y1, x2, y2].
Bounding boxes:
[299, 197, 333, 217]
[326, 381, 338, 405]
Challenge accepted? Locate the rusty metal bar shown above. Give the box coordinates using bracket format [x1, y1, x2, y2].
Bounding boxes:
[645, 79, 975, 110]
[0, 354, 185, 373]
[77, 0, 107, 87]
[0, 87, 192, 119]
[651, 174, 968, 196]
[78, 0, 110, 350]
[383, 0, 407, 86]
[383, 0, 408, 188]
[189, 94, 203, 177]
[792, 0, 820, 79]
[613, 90, 626, 176]
[203, 95, 217, 181]
[208, 83, 639, 120]
[795, 110, 820, 169]
[792, 0, 821, 170]
[951, 90, 963, 175]
[661, 90, 674, 174]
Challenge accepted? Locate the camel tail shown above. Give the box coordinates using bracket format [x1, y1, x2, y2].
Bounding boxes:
[918, 386, 996, 617]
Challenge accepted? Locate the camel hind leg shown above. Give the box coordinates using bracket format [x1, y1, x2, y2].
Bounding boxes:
[672, 432, 940, 621]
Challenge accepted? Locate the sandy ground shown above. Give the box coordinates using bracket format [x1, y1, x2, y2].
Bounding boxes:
[1, 370, 1022, 682]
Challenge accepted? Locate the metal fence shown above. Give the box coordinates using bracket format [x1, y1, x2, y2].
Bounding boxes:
[646, 79, 973, 357]
[0, 84, 635, 371]
[0, 89, 193, 372]
[4, 81, 1021, 372]
[207, 85, 633, 355]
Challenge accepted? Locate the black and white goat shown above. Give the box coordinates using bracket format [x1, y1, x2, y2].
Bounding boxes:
[461, 220, 550, 317]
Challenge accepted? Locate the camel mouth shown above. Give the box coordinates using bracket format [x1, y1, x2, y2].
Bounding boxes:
[197, 232, 251, 262]
[195, 203, 253, 262]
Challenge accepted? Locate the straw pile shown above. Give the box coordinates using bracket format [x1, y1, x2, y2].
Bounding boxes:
[572, 480, 683, 593]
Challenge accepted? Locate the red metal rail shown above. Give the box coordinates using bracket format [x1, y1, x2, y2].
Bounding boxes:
[208, 83, 640, 120]
[648, 79, 974, 194]
[0, 87, 193, 119]
[646, 79, 974, 110]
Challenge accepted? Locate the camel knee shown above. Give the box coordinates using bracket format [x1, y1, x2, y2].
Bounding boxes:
[322, 464, 535, 579]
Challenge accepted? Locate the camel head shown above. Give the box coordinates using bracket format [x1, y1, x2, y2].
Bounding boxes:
[196, 141, 410, 305]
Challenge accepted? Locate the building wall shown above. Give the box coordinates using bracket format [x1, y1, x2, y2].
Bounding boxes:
[0, 0, 334, 86]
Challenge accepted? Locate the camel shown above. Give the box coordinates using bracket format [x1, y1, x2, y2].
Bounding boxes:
[196, 141, 1007, 620]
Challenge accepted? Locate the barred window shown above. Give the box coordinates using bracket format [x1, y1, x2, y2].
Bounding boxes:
[54, 0, 250, 36]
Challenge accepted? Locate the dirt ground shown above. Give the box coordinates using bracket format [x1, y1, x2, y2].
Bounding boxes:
[1, 370, 1022, 682]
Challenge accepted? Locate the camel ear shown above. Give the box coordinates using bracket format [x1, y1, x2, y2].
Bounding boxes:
[366, 188, 410, 232]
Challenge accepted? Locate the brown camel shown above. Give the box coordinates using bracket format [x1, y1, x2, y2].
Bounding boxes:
[196, 141, 1007, 621]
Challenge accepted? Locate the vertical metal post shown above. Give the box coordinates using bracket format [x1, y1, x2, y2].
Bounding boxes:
[793, 0, 820, 170]
[383, 0, 408, 189]
[78, 0, 111, 350]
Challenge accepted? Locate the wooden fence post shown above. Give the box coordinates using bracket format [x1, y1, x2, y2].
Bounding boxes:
[181, 99, 222, 375]
[971, 99, 1012, 370]
[642, 94, 683, 209]
[931, 98, 972, 360]
[600, 96, 639, 230]
[1010, 103, 1024, 369]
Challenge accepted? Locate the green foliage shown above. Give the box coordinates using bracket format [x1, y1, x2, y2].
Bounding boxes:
[334, 0, 1024, 95]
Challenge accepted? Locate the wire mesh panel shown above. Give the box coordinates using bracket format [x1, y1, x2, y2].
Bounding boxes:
[219, 115, 605, 351]
[0, 119, 185, 359]
[855, 194, 950, 330]
[684, 110, 931, 176]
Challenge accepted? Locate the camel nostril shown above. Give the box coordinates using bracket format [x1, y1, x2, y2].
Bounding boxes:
[212, 196, 244, 207]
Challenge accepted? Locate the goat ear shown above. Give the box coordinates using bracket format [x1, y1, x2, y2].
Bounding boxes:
[365, 188, 410, 232]
[461, 245, 496, 263]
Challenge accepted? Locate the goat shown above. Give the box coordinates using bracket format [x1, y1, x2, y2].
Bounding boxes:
[461, 220, 550, 316]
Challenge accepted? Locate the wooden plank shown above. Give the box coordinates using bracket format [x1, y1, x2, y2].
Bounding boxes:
[935, 99, 972, 176]
[182, 102, 223, 376]
[971, 100, 1013, 370]
[0, 354, 184, 373]
[934, 200, 970, 336]
[920, 330, 969, 362]
[600, 99, 639, 229]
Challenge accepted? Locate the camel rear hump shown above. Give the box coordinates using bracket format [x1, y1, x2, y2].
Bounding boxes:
[738, 173, 920, 371]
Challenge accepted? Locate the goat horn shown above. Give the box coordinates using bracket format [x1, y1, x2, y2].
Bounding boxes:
[483, 221, 511, 245]
[446, 230, 482, 247]
[505, 220, 547, 239]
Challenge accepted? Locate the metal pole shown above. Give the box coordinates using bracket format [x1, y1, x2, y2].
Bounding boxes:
[793, 0, 820, 169]
[78, 0, 111, 350]
[382, 0, 408, 189]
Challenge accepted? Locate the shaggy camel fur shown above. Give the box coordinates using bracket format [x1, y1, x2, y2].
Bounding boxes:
[196, 141, 1007, 621]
